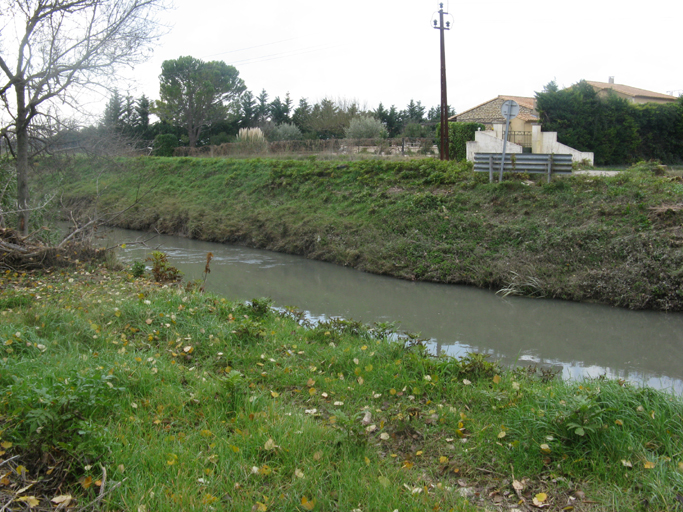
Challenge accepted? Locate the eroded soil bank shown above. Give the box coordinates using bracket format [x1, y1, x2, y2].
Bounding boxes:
[37, 156, 683, 311]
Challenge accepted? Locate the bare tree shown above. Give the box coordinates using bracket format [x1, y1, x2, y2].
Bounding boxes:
[0, 0, 167, 235]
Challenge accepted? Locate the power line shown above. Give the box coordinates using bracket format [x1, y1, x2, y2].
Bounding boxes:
[202, 37, 300, 59]
[224, 43, 345, 67]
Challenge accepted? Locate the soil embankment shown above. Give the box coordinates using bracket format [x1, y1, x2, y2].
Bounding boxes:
[37, 156, 683, 311]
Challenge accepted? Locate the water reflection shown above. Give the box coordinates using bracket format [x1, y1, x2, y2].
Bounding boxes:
[97, 227, 683, 393]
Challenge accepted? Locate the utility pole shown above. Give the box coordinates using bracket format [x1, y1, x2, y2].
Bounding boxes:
[433, 3, 450, 161]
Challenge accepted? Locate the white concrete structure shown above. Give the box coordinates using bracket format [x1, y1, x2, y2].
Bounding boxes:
[466, 130, 523, 161]
[466, 124, 594, 166]
[531, 125, 594, 165]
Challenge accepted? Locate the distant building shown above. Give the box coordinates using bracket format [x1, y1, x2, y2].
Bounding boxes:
[449, 95, 539, 133]
[585, 78, 677, 104]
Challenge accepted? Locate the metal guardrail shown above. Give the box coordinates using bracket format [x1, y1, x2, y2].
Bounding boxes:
[474, 153, 573, 183]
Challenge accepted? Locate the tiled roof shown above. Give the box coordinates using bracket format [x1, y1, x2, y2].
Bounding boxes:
[585, 81, 677, 101]
[452, 95, 537, 120]
[499, 95, 536, 110]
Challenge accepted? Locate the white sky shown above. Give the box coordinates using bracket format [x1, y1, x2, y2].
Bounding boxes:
[119, 0, 681, 116]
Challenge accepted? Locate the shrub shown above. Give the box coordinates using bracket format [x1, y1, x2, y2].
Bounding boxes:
[436, 122, 485, 161]
[402, 122, 430, 138]
[152, 133, 178, 157]
[269, 123, 303, 141]
[235, 127, 267, 154]
[345, 116, 388, 139]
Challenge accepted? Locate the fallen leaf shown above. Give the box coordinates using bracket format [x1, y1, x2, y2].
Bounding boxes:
[378, 476, 390, 488]
[498, 431, 506, 439]
[264, 438, 277, 450]
[0, 441, 12, 449]
[532, 492, 548, 507]
[615, 419, 623, 426]
[254, 502, 267, 512]
[17, 496, 39, 507]
[512, 480, 524, 492]
[301, 496, 316, 510]
[644, 461, 656, 469]
[540, 443, 551, 454]
[80, 475, 93, 489]
[307, 378, 315, 387]
[463, 379, 471, 385]
[621, 460, 633, 468]
[294, 468, 304, 479]
[270, 391, 279, 398]
[380, 433, 390, 440]
[50, 494, 73, 507]
[313, 451, 323, 461]
[493, 375, 501, 384]
[439, 456, 449, 464]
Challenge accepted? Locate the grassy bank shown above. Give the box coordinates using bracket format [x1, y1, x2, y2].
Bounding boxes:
[35, 156, 683, 310]
[1, 263, 683, 511]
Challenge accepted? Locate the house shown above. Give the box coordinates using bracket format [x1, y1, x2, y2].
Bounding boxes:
[449, 95, 539, 132]
[586, 78, 678, 104]
[454, 96, 593, 165]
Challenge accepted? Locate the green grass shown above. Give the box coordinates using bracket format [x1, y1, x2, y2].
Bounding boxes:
[1, 263, 683, 511]
[33, 156, 683, 311]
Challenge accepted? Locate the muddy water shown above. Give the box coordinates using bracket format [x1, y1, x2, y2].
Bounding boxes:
[99, 226, 683, 393]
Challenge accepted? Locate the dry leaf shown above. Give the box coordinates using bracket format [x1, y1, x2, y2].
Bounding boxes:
[644, 461, 656, 469]
[307, 378, 315, 387]
[270, 391, 279, 398]
[380, 433, 390, 441]
[439, 456, 449, 463]
[254, 502, 267, 512]
[621, 460, 633, 468]
[294, 468, 304, 479]
[540, 443, 551, 454]
[301, 496, 316, 510]
[80, 475, 93, 489]
[497, 431, 506, 439]
[17, 496, 39, 507]
[615, 419, 623, 426]
[493, 375, 501, 384]
[532, 492, 548, 507]
[313, 451, 323, 461]
[512, 480, 525, 492]
[264, 438, 277, 450]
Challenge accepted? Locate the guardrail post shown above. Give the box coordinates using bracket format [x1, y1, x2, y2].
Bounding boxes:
[489, 154, 493, 183]
[547, 154, 552, 183]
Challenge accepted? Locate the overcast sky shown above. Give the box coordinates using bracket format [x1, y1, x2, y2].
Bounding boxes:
[117, 0, 681, 116]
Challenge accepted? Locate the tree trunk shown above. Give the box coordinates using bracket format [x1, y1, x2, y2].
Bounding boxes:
[15, 80, 30, 237]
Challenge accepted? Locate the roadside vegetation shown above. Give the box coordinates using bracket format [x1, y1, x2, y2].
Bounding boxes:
[37, 156, 683, 311]
[1, 260, 683, 511]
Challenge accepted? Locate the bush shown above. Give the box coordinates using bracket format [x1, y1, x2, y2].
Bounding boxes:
[235, 127, 267, 154]
[269, 123, 303, 141]
[345, 116, 388, 139]
[435, 122, 485, 161]
[402, 122, 430, 138]
[152, 133, 179, 157]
